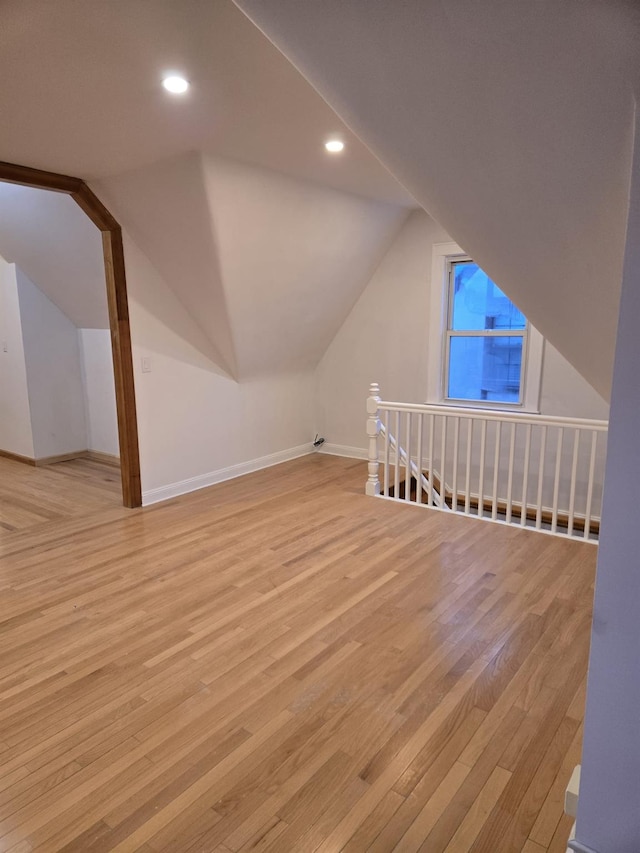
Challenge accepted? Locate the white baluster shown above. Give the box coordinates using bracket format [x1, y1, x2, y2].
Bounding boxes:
[405, 412, 412, 502]
[492, 421, 501, 520]
[535, 425, 547, 530]
[394, 411, 401, 499]
[551, 427, 564, 534]
[506, 422, 516, 524]
[583, 430, 598, 540]
[478, 420, 487, 518]
[464, 419, 472, 515]
[567, 428, 580, 537]
[520, 423, 532, 527]
[451, 417, 460, 512]
[416, 413, 424, 504]
[366, 382, 381, 496]
[427, 414, 435, 507]
[440, 415, 447, 506]
[383, 410, 390, 497]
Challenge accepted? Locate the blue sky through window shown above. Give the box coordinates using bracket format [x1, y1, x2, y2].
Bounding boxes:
[447, 262, 526, 404]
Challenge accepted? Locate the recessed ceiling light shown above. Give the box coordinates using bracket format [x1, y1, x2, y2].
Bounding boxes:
[325, 139, 345, 153]
[162, 75, 189, 94]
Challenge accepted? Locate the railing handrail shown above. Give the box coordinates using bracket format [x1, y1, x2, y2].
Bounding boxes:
[376, 400, 608, 432]
[367, 382, 608, 542]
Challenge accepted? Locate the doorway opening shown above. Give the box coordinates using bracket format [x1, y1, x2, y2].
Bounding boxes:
[0, 160, 141, 508]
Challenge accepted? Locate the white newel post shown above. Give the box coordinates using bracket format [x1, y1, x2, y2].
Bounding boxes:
[366, 382, 381, 496]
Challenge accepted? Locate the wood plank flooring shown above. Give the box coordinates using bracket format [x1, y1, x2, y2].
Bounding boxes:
[0, 453, 595, 852]
[0, 456, 122, 535]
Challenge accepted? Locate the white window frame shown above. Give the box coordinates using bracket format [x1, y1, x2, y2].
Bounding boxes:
[427, 242, 543, 412]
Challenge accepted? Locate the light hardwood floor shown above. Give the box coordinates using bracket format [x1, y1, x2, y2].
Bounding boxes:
[0, 455, 122, 536]
[0, 454, 595, 852]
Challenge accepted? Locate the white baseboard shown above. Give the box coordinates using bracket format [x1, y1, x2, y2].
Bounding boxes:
[565, 765, 580, 819]
[567, 829, 599, 853]
[318, 443, 368, 460]
[142, 444, 314, 506]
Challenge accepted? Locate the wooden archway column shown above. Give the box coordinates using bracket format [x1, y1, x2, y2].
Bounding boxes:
[0, 160, 142, 508]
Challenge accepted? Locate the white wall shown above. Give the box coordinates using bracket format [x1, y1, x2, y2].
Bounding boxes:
[96, 152, 408, 383]
[78, 329, 119, 458]
[16, 268, 87, 459]
[124, 237, 315, 502]
[0, 264, 119, 463]
[93, 153, 408, 504]
[540, 344, 610, 420]
[575, 105, 640, 853]
[315, 209, 609, 452]
[0, 258, 34, 458]
[204, 155, 408, 378]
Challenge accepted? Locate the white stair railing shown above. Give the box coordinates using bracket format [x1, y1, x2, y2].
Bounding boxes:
[379, 422, 447, 509]
[366, 382, 608, 542]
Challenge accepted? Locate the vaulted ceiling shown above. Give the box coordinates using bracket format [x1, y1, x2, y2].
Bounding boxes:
[235, 0, 640, 399]
[0, 0, 411, 383]
[2, 0, 638, 397]
[0, 0, 411, 205]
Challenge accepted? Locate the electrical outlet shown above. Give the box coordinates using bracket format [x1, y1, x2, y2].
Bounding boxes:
[141, 356, 152, 373]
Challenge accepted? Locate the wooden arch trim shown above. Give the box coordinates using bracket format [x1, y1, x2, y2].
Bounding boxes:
[0, 160, 142, 508]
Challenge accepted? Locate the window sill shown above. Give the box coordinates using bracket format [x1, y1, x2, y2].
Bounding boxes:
[428, 399, 542, 416]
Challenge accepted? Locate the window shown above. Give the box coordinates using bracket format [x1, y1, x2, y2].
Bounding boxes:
[428, 243, 543, 411]
[446, 260, 527, 404]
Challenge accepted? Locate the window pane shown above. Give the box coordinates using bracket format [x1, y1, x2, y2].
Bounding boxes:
[451, 261, 526, 331]
[447, 335, 523, 403]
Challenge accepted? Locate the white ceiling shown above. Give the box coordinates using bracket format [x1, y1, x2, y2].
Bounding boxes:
[0, 183, 108, 328]
[235, 0, 640, 399]
[0, 0, 413, 206]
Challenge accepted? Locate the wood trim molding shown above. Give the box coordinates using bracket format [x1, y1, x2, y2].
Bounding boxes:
[100, 227, 141, 507]
[34, 451, 88, 467]
[0, 449, 86, 467]
[0, 160, 142, 508]
[0, 160, 82, 194]
[1, 448, 121, 469]
[84, 450, 120, 468]
[0, 449, 37, 466]
[71, 183, 119, 231]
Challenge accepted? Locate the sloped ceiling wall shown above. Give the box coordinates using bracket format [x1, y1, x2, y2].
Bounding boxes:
[94, 153, 238, 376]
[0, 0, 411, 206]
[0, 183, 107, 328]
[96, 151, 407, 381]
[0, 152, 407, 384]
[234, 0, 640, 399]
[203, 155, 407, 378]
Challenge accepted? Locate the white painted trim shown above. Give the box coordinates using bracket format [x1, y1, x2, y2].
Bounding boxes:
[318, 443, 369, 460]
[565, 765, 581, 819]
[428, 242, 462, 403]
[567, 834, 599, 853]
[428, 241, 544, 413]
[142, 444, 313, 505]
